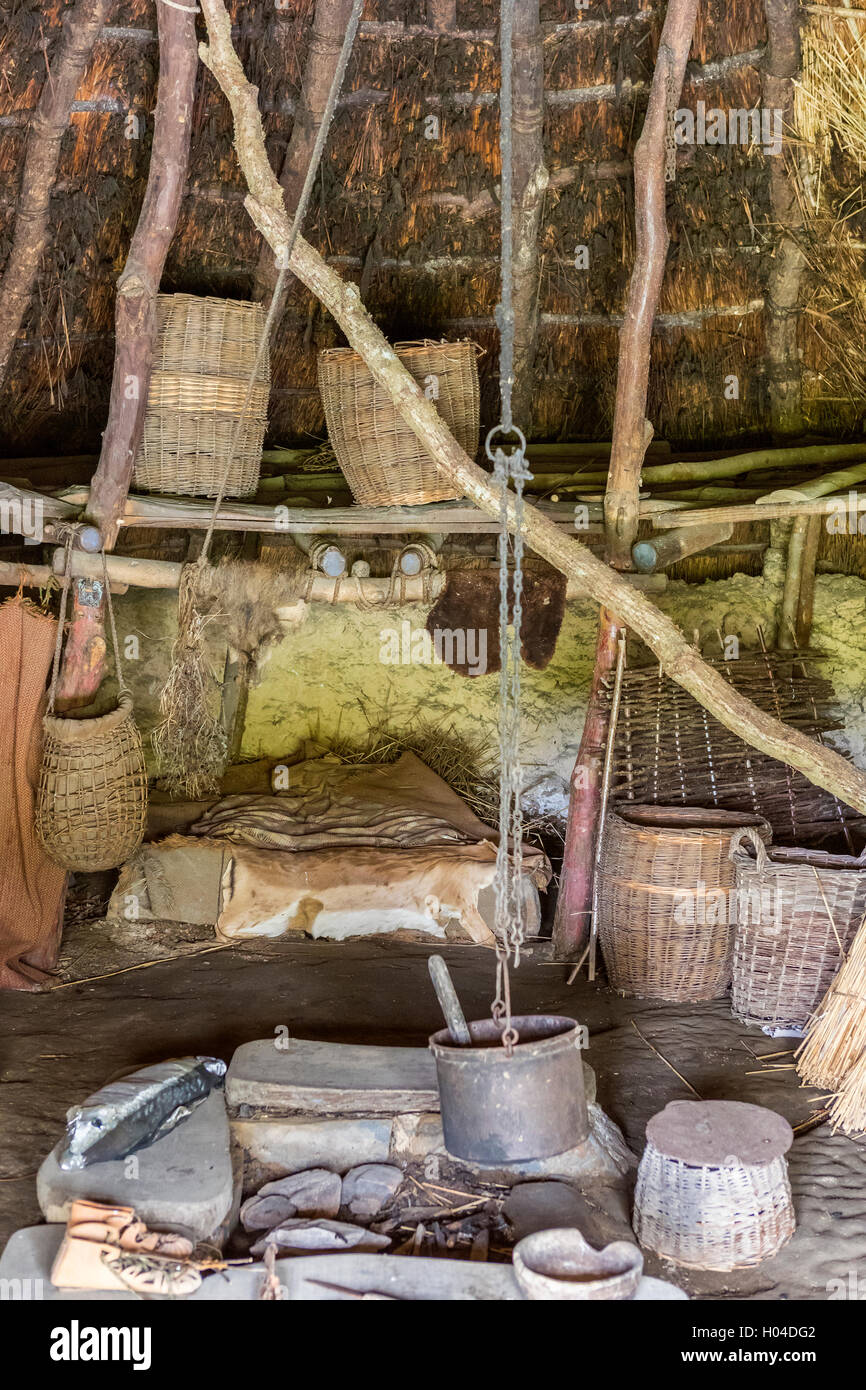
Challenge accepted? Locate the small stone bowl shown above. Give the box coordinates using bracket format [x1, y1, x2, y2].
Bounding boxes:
[512, 1228, 644, 1301]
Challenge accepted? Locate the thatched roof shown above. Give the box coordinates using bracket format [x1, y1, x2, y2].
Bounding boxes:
[0, 0, 864, 457]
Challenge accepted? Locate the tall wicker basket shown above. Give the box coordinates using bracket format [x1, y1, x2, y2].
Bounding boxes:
[134, 294, 269, 498]
[729, 826, 866, 1031]
[596, 805, 772, 1001]
[318, 339, 480, 506]
[36, 693, 147, 872]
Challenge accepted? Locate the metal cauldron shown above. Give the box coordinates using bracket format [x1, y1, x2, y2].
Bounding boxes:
[429, 1014, 588, 1163]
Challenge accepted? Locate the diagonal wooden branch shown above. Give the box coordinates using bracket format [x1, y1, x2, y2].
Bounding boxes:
[198, 0, 866, 819]
[0, 0, 111, 389]
[604, 0, 700, 567]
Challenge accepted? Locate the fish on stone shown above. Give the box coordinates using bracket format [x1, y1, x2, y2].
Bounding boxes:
[59, 1056, 226, 1171]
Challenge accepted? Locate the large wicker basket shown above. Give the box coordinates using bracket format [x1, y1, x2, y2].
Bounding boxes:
[36, 693, 147, 871]
[596, 805, 772, 1001]
[134, 294, 269, 498]
[730, 826, 866, 1031]
[318, 339, 480, 506]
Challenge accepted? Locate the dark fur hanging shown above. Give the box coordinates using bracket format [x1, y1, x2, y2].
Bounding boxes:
[425, 563, 567, 677]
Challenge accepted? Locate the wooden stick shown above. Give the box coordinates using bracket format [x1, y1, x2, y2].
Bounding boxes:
[655, 494, 866, 527]
[197, 0, 866, 818]
[778, 514, 811, 650]
[588, 634, 626, 980]
[87, 1, 198, 550]
[796, 513, 823, 647]
[0, 0, 111, 388]
[603, 0, 700, 566]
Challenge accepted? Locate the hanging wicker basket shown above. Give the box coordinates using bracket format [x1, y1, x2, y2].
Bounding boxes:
[596, 805, 772, 1002]
[729, 826, 866, 1032]
[318, 339, 481, 506]
[134, 294, 269, 499]
[36, 693, 147, 872]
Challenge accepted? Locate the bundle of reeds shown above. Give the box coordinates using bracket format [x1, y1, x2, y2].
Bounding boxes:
[797, 910, 866, 1134]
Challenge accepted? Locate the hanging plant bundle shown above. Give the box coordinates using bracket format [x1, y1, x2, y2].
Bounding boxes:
[151, 563, 228, 801]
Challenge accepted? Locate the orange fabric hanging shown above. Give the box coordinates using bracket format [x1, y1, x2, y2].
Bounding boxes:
[0, 598, 67, 990]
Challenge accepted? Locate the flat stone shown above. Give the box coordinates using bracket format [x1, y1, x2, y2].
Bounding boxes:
[234, 1116, 392, 1190]
[503, 1181, 637, 1248]
[37, 1091, 235, 1247]
[250, 1219, 391, 1257]
[0, 1227, 687, 1301]
[390, 1100, 633, 1186]
[341, 1163, 403, 1218]
[226, 1038, 439, 1116]
[240, 1169, 342, 1230]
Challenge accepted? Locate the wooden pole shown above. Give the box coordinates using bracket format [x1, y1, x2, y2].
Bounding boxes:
[198, 0, 866, 819]
[603, 0, 700, 568]
[763, 0, 806, 438]
[510, 0, 547, 431]
[57, 0, 198, 706]
[552, 610, 624, 958]
[795, 513, 823, 648]
[252, 0, 358, 309]
[0, 0, 111, 389]
[87, 0, 198, 549]
[631, 521, 735, 573]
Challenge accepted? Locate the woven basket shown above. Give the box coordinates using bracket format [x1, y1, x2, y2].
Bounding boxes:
[318, 339, 481, 506]
[135, 294, 269, 498]
[730, 826, 866, 1031]
[634, 1100, 795, 1271]
[596, 805, 772, 1001]
[36, 693, 147, 871]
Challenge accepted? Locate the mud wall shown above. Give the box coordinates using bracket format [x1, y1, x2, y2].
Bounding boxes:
[111, 568, 866, 784]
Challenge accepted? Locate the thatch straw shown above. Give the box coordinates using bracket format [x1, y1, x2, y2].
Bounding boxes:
[797, 910, 866, 1100]
[797, 15, 866, 162]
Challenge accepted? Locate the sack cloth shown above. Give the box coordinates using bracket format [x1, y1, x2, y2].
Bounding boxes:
[0, 599, 67, 990]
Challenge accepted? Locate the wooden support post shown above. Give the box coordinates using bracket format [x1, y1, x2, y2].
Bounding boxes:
[510, 0, 547, 431]
[552, 610, 623, 959]
[252, 0, 358, 309]
[59, 1, 197, 704]
[604, 0, 700, 568]
[796, 514, 823, 648]
[87, 1, 198, 549]
[763, 0, 806, 438]
[197, 0, 866, 821]
[0, 0, 111, 389]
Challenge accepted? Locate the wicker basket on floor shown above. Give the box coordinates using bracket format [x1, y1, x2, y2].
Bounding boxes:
[36, 693, 147, 871]
[634, 1101, 795, 1271]
[596, 805, 772, 1002]
[134, 294, 269, 498]
[318, 339, 480, 506]
[730, 826, 866, 1032]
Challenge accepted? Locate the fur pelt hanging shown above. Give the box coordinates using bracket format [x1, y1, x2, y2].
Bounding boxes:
[193, 560, 304, 685]
[425, 562, 567, 677]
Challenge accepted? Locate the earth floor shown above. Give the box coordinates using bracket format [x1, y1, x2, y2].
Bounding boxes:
[1, 913, 865, 1300]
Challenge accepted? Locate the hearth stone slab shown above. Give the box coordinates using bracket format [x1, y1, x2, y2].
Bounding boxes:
[0, 1226, 687, 1301]
[226, 1036, 597, 1115]
[36, 1092, 235, 1247]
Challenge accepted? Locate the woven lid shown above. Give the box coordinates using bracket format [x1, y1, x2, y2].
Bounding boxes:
[646, 1100, 794, 1166]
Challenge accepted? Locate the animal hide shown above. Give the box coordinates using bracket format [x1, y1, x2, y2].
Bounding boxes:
[194, 560, 305, 684]
[425, 563, 566, 676]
